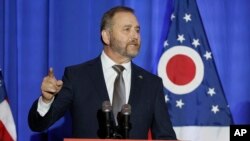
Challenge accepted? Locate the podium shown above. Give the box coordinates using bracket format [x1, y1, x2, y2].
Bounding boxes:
[64, 139, 180, 141]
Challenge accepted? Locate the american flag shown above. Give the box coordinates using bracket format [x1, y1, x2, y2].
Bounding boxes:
[0, 70, 16, 141]
[157, 0, 233, 141]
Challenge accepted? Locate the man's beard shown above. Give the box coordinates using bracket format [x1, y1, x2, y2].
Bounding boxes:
[110, 39, 140, 59]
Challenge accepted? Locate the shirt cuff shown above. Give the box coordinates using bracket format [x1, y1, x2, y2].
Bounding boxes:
[37, 96, 54, 117]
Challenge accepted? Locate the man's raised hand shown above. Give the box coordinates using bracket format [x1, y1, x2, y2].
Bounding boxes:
[41, 68, 63, 103]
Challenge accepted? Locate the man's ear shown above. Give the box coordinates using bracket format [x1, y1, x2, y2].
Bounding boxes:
[101, 30, 110, 45]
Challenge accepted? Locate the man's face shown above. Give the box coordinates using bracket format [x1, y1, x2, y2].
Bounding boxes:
[108, 12, 141, 60]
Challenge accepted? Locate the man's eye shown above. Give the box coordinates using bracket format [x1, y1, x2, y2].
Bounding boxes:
[124, 28, 130, 31]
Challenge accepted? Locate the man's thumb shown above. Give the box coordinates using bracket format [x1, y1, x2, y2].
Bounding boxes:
[48, 67, 54, 78]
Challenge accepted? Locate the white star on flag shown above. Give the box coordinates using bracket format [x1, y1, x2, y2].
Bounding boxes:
[171, 13, 176, 21]
[164, 40, 169, 48]
[165, 95, 170, 103]
[192, 38, 200, 48]
[207, 88, 216, 96]
[177, 34, 185, 43]
[211, 105, 220, 114]
[176, 99, 184, 108]
[203, 51, 212, 60]
[183, 13, 192, 22]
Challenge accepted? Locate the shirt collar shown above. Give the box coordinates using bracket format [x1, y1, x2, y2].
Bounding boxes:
[101, 51, 131, 71]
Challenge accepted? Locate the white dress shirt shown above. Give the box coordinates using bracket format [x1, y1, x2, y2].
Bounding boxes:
[37, 51, 131, 116]
[101, 51, 131, 104]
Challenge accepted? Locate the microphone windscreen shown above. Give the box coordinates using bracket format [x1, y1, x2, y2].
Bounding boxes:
[121, 104, 131, 115]
[102, 101, 112, 112]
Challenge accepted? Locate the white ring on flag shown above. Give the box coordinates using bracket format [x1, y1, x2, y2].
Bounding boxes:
[158, 46, 204, 95]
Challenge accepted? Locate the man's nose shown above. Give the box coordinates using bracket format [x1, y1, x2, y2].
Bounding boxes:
[131, 30, 140, 39]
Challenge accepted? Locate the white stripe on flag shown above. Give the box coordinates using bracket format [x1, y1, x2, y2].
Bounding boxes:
[174, 126, 229, 141]
[0, 100, 17, 141]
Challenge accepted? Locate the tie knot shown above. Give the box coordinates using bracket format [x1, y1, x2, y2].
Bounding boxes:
[112, 65, 125, 74]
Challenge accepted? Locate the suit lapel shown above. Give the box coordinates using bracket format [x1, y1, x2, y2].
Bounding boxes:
[87, 57, 110, 102]
[128, 63, 144, 108]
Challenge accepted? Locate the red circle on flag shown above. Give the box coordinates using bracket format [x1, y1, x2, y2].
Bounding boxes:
[158, 46, 204, 95]
[166, 55, 196, 85]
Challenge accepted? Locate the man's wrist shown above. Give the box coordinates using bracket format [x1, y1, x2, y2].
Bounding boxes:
[41, 95, 54, 103]
[37, 96, 54, 116]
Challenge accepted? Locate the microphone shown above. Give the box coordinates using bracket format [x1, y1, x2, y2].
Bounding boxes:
[118, 104, 131, 139]
[102, 101, 112, 138]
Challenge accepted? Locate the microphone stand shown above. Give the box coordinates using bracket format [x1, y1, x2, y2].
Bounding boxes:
[117, 104, 131, 139]
[123, 113, 130, 139]
[102, 101, 112, 138]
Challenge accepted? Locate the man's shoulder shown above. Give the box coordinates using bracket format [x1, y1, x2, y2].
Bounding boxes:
[66, 56, 100, 70]
[63, 56, 101, 74]
[132, 63, 162, 81]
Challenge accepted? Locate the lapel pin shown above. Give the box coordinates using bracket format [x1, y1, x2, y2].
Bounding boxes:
[138, 75, 143, 79]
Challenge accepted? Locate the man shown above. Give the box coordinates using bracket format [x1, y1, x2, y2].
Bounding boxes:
[28, 6, 177, 140]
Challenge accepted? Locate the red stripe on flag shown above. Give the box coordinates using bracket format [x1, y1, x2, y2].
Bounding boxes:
[0, 121, 14, 141]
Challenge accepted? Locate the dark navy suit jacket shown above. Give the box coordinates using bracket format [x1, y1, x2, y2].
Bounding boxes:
[28, 56, 176, 140]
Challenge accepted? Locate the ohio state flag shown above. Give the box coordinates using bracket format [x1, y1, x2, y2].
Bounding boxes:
[0, 70, 17, 141]
[157, 0, 233, 141]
